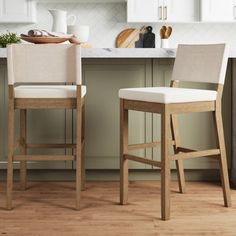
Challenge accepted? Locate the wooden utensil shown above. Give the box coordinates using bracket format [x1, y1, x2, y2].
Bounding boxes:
[161, 25, 167, 33]
[165, 26, 172, 38]
[160, 28, 165, 39]
[160, 26, 172, 39]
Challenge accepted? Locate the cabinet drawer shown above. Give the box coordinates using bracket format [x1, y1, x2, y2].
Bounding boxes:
[0, 0, 36, 23]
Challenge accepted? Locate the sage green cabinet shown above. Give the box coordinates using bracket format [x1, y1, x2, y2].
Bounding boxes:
[77, 59, 153, 169]
[25, 109, 72, 169]
[0, 58, 232, 171]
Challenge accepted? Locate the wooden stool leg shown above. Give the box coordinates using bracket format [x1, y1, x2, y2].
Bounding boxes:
[161, 106, 171, 220]
[120, 99, 128, 205]
[213, 110, 231, 207]
[20, 109, 27, 190]
[81, 144, 85, 191]
[75, 100, 82, 210]
[6, 96, 15, 210]
[171, 114, 186, 193]
[81, 104, 86, 191]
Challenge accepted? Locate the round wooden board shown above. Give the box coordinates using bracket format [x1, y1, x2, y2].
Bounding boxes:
[21, 36, 71, 44]
[116, 28, 135, 48]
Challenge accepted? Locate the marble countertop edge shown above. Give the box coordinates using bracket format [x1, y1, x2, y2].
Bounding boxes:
[0, 48, 176, 59]
[1, 47, 236, 58]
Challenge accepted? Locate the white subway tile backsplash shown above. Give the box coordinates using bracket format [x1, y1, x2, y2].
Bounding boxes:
[0, 2, 236, 48]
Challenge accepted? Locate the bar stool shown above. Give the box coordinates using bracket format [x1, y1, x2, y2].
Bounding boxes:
[119, 44, 232, 220]
[6, 44, 86, 209]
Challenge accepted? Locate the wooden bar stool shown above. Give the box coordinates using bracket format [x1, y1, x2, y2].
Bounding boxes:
[119, 44, 232, 220]
[6, 44, 86, 210]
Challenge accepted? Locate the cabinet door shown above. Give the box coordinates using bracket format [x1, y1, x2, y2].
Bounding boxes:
[25, 109, 72, 169]
[127, 0, 162, 22]
[79, 59, 152, 170]
[0, 0, 36, 23]
[201, 0, 235, 22]
[164, 0, 200, 22]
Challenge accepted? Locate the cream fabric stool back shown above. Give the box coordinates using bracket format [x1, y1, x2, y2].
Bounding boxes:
[172, 44, 229, 85]
[7, 44, 81, 85]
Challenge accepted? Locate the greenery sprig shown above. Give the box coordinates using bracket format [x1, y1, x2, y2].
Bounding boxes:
[0, 32, 21, 48]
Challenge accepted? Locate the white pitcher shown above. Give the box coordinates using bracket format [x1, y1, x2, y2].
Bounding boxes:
[49, 9, 76, 34]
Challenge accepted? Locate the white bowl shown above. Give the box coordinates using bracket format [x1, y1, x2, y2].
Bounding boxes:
[67, 25, 89, 43]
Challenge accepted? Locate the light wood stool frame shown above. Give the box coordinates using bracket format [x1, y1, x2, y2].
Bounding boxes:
[6, 84, 85, 210]
[120, 81, 232, 220]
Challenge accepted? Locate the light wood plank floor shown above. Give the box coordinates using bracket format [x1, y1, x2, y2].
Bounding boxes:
[0, 181, 235, 236]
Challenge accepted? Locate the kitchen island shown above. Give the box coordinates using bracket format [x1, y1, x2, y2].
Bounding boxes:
[0, 48, 234, 182]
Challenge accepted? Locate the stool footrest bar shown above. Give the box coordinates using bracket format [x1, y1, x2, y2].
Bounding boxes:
[26, 143, 76, 149]
[124, 154, 162, 167]
[128, 140, 175, 151]
[14, 155, 76, 161]
[171, 149, 220, 161]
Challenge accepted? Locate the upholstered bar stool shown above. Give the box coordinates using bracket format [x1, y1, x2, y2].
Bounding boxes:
[119, 44, 232, 220]
[6, 44, 86, 209]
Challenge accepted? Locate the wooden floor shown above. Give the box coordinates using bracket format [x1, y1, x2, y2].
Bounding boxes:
[0, 181, 236, 236]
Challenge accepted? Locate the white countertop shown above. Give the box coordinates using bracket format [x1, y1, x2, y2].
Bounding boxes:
[1, 47, 236, 58]
[0, 48, 176, 59]
[81, 48, 177, 58]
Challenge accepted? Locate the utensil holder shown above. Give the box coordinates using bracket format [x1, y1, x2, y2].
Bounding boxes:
[161, 39, 169, 48]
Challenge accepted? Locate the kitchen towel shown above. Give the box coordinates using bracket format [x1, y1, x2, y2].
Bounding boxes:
[21, 30, 73, 38]
[28, 29, 49, 37]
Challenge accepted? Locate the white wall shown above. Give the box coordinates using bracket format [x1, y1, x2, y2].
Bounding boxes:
[0, 2, 236, 48]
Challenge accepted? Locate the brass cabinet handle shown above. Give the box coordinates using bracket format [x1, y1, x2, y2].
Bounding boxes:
[158, 6, 163, 20]
[164, 6, 167, 20]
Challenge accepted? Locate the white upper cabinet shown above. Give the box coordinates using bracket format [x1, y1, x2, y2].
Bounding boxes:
[127, 0, 200, 23]
[165, 0, 200, 22]
[201, 0, 236, 22]
[127, 0, 160, 22]
[0, 0, 37, 23]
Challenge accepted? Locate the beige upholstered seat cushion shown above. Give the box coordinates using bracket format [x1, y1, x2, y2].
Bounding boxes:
[14, 85, 86, 98]
[119, 87, 217, 104]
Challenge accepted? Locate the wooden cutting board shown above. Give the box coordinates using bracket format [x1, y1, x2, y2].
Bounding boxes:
[116, 27, 146, 48]
[116, 28, 136, 48]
